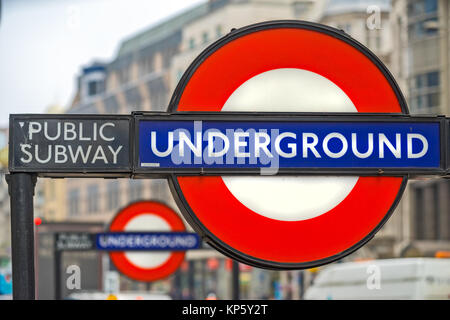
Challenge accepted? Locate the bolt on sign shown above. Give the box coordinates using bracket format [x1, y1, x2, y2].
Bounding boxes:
[8, 21, 450, 270]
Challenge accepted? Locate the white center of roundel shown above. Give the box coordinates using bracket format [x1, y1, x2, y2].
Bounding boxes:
[124, 214, 171, 269]
[221, 68, 359, 221]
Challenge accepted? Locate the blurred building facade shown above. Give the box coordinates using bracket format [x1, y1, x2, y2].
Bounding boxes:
[389, 0, 450, 259]
[0, 128, 11, 268]
[0, 127, 10, 267]
[34, 0, 449, 299]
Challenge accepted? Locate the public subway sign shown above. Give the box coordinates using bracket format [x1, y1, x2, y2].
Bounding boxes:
[54, 232, 95, 251]
[9, 115, 131, 176]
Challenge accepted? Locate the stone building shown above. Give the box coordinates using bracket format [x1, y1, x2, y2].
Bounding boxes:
[390, 0, 450, 258]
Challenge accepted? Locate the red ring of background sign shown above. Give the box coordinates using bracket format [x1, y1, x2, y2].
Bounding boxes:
[174, 27, 405, 264]
[109, 201, 186, 281]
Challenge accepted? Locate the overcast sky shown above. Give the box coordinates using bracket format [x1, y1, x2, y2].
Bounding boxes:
[0, 0, 204, 127]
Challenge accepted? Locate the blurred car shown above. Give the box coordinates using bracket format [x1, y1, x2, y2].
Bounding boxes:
[0, 262, 12, 298]
[305, 258, 450, 300]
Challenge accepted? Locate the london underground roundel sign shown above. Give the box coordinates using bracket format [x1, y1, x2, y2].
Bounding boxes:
[167, 21, 409, 269]
[108, 201, 187, 281]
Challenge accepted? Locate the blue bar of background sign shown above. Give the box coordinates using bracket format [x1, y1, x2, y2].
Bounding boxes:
[138, 121, 441, 169]
[96, 232, 201, 251]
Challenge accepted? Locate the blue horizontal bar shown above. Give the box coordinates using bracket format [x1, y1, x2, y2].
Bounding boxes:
[138, 120, 442, 170]
[96, 232, 201, 251]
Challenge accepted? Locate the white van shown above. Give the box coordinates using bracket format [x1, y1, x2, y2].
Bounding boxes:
[304, 258, 450, 300]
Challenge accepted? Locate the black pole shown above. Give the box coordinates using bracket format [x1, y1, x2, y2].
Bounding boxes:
[6, 173, 37, 300]
[173, 270, 181, 299]
[298, 270, 304, 299]
[54, 236, 61, 300]
[232, 260, 240, 300]
[188, 260, 195, 299]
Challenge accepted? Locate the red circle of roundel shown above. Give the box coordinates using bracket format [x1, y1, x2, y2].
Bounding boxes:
[169, 21, 408, 269]
[109, 201, 186, 281]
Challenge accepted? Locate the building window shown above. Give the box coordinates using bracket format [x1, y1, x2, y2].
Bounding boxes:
[202, 32, 209, 45]
[189, 38, 195, 50]
[408, 17, 438, 40]
[410, 93, 440, 111]
[416, 74, 424, 89]
[414, 187, 425, 239]
[107, 181, 120, 211]
[407, 0, 438, 41]
[426, 92, 440, 108]
[408, 0, 438, 16]
[412, 180, 450, 241]
[87, 184, 99, 214]
[216, 25, 222, 38]
[68, 189, 79, 217]
[426, 71, 439, 87]
[411, 71, 440, 90]
[87, 80, 103, 96]
[424, 0, 438, 13]
[88, 81, 96, 96]
[409, 71, 440, 112]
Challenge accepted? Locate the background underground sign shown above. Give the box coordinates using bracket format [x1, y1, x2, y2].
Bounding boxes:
[108, 201, 187, 281]
[167, 20, 408, 269]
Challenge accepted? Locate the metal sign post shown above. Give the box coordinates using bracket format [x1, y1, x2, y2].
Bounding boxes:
[232, 260, 240, 300]
[6, 173, 37, 300]
[54, 243, 61, 301]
